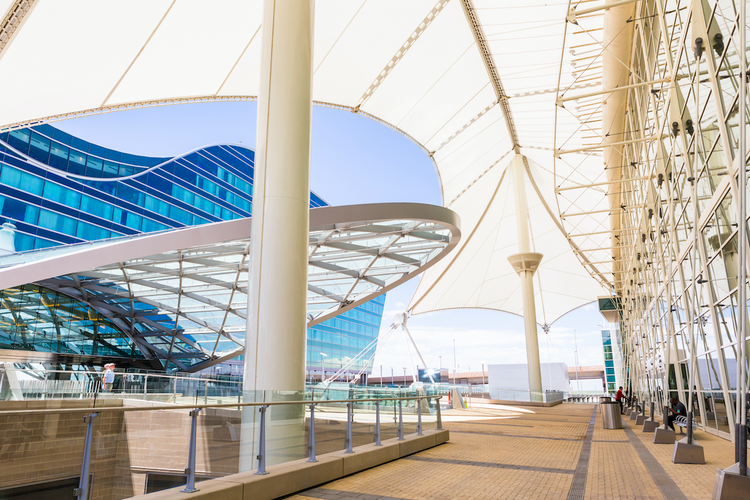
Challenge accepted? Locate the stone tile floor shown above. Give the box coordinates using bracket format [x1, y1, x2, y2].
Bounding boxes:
[283, 403, 739, 500]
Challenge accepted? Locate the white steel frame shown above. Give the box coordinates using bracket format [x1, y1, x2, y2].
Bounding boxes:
[555, 0, 748, 446]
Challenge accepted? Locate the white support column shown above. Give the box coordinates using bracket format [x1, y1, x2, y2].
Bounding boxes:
[244, 0, 314, 394]
[506, 154, 544, 401]
[241, 0, 314, 471]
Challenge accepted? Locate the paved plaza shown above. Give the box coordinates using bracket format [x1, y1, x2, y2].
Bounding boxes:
[286, 403, 737, 500]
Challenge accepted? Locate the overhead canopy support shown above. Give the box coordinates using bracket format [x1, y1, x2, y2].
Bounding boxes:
[507, 154, 543, 399]
[244, 0, 314, 395]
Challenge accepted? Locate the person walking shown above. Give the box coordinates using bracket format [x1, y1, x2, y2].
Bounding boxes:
[615, 386, 625, 414]
[102, 363, 115, 392]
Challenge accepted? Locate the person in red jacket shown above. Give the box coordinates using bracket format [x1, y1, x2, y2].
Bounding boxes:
[615, 386, 625, 414]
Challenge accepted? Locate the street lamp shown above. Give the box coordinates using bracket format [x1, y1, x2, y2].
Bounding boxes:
[403, 367, 407, 385]
[391, 367, 394, 387]
[439, 355, 442, 370]
[379, 363, 383, 387]
[343, 357, 351, 382]
[481, 361, 486, 386]
[453, 339, 458, 385]
[320, 352, 327, 383]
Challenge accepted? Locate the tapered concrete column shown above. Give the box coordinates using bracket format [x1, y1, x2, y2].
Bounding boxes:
[241, 0, 314, 471]
[506, 154, 544, 401]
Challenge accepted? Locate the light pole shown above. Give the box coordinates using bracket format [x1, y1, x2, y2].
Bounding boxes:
[391, 368, 394, 387]
[481, 361, 486, 386]
[453, 339, 456, 372]
[320, 352, 327, 383]
[453, 339, 457, 384]
[439, 356, 442, 370]
[573, 329, 581, 394]
[379, 363, 383, 387]
[343, 357, 350, 382]
[403, 367, 407, 385]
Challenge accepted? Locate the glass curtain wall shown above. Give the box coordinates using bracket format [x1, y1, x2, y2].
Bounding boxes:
[616, 0, 748, 441]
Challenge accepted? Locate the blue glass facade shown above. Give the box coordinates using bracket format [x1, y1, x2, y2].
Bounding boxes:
[0, 125, 382, 373]
[307, 294, 385, 376]
[0, 124, 326, 250]
[601, 329, 616, 393]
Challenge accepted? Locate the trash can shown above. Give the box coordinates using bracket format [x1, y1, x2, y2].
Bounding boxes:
[601, 401, 622, 429]
[600, 396, 611, 402]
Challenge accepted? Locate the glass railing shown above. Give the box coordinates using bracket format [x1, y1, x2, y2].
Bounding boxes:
[0, 391, 442, 499]
[0, 368, 244, 405]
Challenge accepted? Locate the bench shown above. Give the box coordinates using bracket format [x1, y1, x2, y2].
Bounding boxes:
[674, 415, 692, 434]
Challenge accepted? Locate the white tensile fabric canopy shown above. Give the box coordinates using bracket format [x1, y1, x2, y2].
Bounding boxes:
[410, 154, 604, 324]
[0, 0, 609, 324]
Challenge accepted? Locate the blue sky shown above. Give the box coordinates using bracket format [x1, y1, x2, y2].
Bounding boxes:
[56, 102, 609, 391]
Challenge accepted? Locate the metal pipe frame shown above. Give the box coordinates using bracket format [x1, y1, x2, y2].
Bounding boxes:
[74, 413, 98, 500]
[181, 409, 201, 493]
[308, 403, 318, 462]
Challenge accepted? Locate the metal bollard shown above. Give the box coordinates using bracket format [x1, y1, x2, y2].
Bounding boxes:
[650, 401, 655, 421]
[181, 409, 201, 493]
[74, 413, 98, 500]
[435, 397, 443, 430]
[686, 410, 693, 443]
[374, 401, 381, 446]
[417, 398, 423, 436]
[398, 399, 404, 440]
[255, 406, 269, 475]
[345, 401, 354, 453]
[308, 403, 318, 462]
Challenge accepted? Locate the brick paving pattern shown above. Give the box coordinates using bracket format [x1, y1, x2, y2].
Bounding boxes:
[284, 403, 740, 500]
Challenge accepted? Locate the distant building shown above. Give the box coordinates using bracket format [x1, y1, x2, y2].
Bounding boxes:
[487, 362, 570, 393]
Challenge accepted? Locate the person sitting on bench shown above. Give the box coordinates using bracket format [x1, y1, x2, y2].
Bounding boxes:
[667, 396, 687, 431]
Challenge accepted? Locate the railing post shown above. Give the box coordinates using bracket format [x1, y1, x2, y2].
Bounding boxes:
[374, 401, 381, 446]
[307, 403, 318, 462]
[173, 379, 177, 403]
[417, 398, 423, 436]
[144, 374, 148, 398]
[181, 409, 201, 493]
[436, 397, 443, 430]
[255, 405, 269, 475]
[74, 413, 98, 500]
[345, 401, 354, 453]
[398, 399, 404, 440]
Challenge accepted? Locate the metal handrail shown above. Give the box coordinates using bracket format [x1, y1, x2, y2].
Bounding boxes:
[0, 394, 440, 416]
[1, 393, 445, 498]
[9, 368, 244, 384]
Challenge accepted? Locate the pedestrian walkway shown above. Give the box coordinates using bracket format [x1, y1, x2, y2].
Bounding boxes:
[284, 403, 737, 500]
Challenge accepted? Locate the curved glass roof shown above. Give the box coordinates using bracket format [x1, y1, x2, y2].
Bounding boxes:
[0, 283, 144, 359]
[0, 0, 614, 322]
[0, 203, 460, 371]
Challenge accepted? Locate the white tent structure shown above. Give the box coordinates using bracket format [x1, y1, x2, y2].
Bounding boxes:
[0, 0, 636, 402]
[0, 0, 609, 323]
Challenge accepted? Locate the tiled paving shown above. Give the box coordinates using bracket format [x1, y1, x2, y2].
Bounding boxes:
[284, 403, 739, 500]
